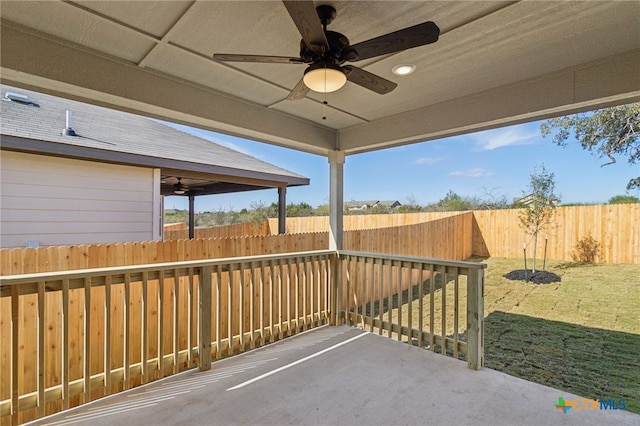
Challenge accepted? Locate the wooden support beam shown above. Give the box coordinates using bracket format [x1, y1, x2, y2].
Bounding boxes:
[198, 266, 212, 371]
[466, 268, 484, 370]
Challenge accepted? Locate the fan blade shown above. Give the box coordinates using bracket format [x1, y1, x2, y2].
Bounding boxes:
[213, 54, 305, 64]
[343, 66, 397, 95]
[286, 78, 310, 100]
[282, 1, 329, 54]
[350, 21, 440, 61]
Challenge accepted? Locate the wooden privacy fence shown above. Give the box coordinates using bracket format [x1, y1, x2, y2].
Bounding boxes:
[164, 220, 270, 240]
[268, 211, 463, 234]
[472, 204, 640, 264]
[1, 214, 473, 276]
[0, 251, 335, 425]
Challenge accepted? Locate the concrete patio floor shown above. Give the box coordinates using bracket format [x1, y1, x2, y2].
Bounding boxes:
[29, 325, 638, 426]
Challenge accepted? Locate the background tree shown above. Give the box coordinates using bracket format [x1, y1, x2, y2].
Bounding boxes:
[541, 103, 640, 190]
[608, 194, 639, 204]
[518, 165, 559, 272]
[434, 190, 473, 211]
[397, 194, 423, 213]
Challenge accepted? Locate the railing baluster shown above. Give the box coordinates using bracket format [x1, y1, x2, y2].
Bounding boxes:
[294, 258, 300, 333]
[277, 259, 283, 340]
[344, 255, 351, 325]
[377, 258, 383, 335]
[315, 258, 321, 324]
[215, 267, 222, 359]
[158, 272, 164, 378]
[301, 257, 307, 330]
[83, 277, 91, 403]
[386, 259, 392, 338]
[104, 275, 111, 395]
[286, 258, 292, 336]
[227, 265, 233, 356]
[308, 258, 313, 326]
[407, 263, 413, 345]
[453, 268, 459, 359]
[11, 282, 19, 425]
[429, 266, 435, 351]
[368, 257, 374, 333]
[259, 261, 265, 346]
[396, 261, 402, 342]
[441, 267, 447, 355]
[187, 267, 194, 365]
[124, 273, 131, 389]
[417, 264, 424, 348]
[62, 279, 69, 410]
[172, 269, 179, 374]
[268, 261, 275, 343]
[249, 263, 255, 349]
[238, 264, 245, 351]
[38, 281, 46, 417]
[141, 271, 148, 384]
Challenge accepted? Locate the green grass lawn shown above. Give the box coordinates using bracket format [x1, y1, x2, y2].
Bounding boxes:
[481, 258, 640, 414]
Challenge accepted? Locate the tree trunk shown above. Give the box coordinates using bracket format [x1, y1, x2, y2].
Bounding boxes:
[532, 233, 538, 273]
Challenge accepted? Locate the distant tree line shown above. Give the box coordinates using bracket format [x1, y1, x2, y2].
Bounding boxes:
[165, 191, 637, 228]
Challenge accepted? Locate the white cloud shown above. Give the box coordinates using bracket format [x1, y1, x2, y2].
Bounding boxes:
[449, 168, 495, 178]
[473, 126, 539, 151]
[412, 156, 444, 165]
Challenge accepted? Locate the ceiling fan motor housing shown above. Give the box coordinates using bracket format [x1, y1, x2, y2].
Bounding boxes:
[299, 31, 357, 64]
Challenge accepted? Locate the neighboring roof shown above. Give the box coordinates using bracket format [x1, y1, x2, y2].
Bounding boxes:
[513, 194, 559, 206]
[0, 85, 309, 196]
[345, 200, 402, 209]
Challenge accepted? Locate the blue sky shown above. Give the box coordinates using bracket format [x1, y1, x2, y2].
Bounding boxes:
[163, 120, 639, 212]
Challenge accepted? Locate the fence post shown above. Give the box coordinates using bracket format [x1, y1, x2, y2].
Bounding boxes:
[199, 266, 212, 371]
[466, 267, 484, 370]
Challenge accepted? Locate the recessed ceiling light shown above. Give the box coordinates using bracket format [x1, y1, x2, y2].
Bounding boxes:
[392, 63, 416, 76]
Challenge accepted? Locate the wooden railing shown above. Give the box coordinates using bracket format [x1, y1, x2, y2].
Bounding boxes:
[339, 251, 485, 370]
[0, 251, 485, 425]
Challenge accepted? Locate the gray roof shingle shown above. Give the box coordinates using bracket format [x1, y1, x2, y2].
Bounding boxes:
[0, 85, 308, 187]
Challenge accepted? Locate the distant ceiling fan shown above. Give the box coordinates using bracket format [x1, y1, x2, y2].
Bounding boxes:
[213, 2, 439, 100]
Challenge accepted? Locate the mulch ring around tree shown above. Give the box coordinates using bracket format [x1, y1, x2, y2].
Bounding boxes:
[503, 269, 561, 284]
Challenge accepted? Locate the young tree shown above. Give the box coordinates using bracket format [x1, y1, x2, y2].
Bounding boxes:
[518, 165, 559, 273]
[541, 103, 640, 190]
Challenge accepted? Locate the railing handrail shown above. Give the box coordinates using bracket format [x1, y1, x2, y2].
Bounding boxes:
[338, 250, 487, 270]
[0, 250, 485, 286]
[0, 249, 337, 284]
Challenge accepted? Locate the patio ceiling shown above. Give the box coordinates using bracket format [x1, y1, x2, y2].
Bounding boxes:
[1, 1, 639, 157]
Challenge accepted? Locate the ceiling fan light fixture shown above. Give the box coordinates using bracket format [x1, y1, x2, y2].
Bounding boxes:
[392, 63, 416, 76]
[173, 189, 186, 195]
[303, 64, 347, 93]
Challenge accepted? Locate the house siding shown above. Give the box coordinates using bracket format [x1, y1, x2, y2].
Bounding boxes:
[0, 151, 156, 247]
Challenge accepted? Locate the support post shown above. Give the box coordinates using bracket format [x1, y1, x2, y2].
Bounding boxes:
[188, 195, 195, 239]
[466, 268, 484, 370]
[328, 150, 345, 251]
[198, 266, 212, 371]
[278, 186, 286, 234]
[329, 252, 343, 326]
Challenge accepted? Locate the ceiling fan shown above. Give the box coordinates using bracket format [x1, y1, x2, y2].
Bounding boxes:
[213, 2, 439, 100]
[173, 177, 187, 195]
